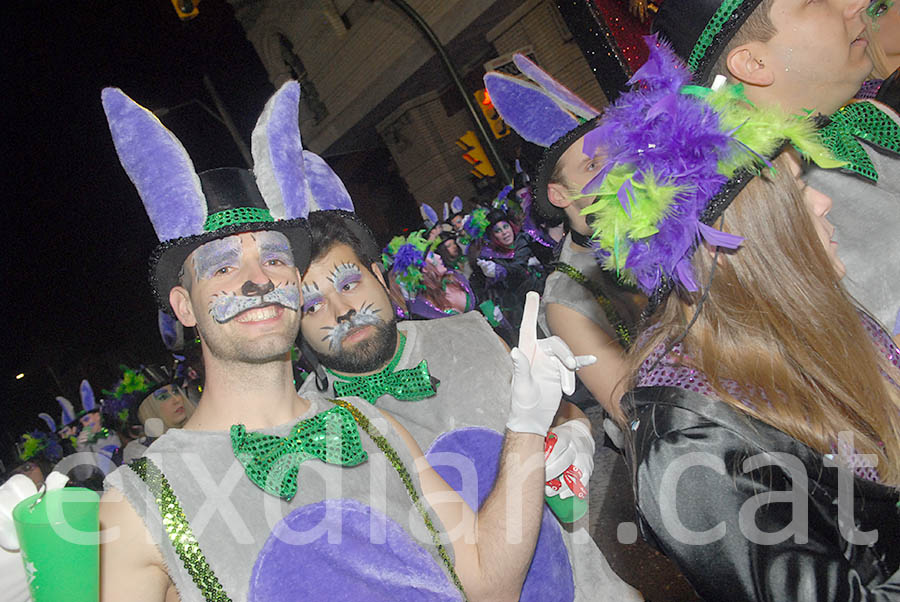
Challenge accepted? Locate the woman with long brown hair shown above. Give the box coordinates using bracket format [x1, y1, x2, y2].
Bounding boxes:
[582, 40, 900, 600]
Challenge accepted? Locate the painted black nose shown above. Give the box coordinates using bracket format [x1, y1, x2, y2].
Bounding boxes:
[336, 309, 357, 324]
[241, 280, 275, 297]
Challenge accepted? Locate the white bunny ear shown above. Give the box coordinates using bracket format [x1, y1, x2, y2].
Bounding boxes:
[80, 379, 95, 413]
[420, 204, 438, 228]
[512, 53, 599, 120]
[442, 202, 449, 221]
[57, 396, 76, 426]
[101, 87, 207, 241]
[39, 413, 57, 433]
[484, 71, 580, 148]
[302, 151, 355, 212]
[451, 196, 463, 214]
[252, 81, 309, 220]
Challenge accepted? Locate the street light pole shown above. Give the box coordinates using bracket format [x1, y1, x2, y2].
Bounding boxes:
[385, 0, 513, 184]
[202, 74, 254, 168]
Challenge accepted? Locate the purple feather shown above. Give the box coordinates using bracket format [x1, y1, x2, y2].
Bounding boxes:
[101, 88, 206, 241]
[393, 244, 424, 275]
[581, 125, 605, 161]
[698, 222, 744, 249]
[617, 179, 635, 217]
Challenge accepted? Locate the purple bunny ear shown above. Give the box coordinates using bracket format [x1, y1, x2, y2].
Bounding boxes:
[101, 88, 206, 241]
[251, 81, 310, 220]
[39, 413, 57, 433]
[512, 54, 599, 120]
[420, 204, 438, 228]
[451, 196, 463, 214]
[57, 396, 75, 426]
[484, 72, 579, 147]
[303, 151, 354, 212]
[80, 379, 96, 412]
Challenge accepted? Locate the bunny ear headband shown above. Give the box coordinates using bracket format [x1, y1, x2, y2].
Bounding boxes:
[104, 81, 376, 314]
[484, 53, 601, 220]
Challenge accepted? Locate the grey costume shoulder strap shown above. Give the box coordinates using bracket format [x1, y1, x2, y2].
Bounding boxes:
[129, 457, 233, 602]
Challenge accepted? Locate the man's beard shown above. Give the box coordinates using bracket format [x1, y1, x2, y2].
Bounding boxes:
[315, 314, 399, 374]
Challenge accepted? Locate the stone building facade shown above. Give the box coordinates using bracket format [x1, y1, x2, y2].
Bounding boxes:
[228, 0, 607, 223]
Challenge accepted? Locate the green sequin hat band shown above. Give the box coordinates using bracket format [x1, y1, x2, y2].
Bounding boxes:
[652, 0, 763, 85]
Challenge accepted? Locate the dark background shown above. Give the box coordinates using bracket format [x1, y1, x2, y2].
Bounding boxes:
[3, 0, 275, 464]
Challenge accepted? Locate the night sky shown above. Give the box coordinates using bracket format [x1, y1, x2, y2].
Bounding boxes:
[4, 0, 274, 461]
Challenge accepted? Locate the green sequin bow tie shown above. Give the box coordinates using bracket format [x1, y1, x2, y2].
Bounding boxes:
[818, 101, 900, 182]
[329, 333, 439, 404]
[231, 406, 368, 500]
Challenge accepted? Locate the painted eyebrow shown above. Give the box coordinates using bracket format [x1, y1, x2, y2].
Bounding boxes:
[328, 262, 362, 287]
[192, 244, 243, 280]
[300, 281, 324, 311]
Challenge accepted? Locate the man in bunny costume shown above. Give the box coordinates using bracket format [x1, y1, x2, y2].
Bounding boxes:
[98, 82, 640, 601]
[485, 55, 644, 425]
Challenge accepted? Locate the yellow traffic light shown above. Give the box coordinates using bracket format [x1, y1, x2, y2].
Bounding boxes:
[171, 0, 199, 20]
[474, 88, 510, 139]
[455, 131, 496, 178]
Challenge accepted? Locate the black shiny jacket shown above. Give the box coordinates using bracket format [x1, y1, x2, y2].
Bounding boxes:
[624, 386, 900, 601]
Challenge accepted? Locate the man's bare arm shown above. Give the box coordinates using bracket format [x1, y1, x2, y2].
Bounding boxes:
[382, 412, 544, 602]
[99, 488, 173, 602]
[546, 302, 628, 423]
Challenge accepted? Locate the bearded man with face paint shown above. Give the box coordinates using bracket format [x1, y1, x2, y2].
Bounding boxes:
[97, 84, 641, 602]
[653, 0, 900, 332]
[299, 210, 608, 530]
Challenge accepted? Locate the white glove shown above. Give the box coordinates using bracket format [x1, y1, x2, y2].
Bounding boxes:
[506, 292, 596, 435]
[477, 258, 497, 278]
[0, 472, 69, 551]
[527, 256, 541, 267]
[75, 428, 91, 449]
[544, 420, 595, 500]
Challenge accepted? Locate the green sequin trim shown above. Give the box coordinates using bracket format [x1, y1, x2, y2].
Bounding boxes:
[203, 207, 274, 232]
[554, 262, 634, 348]
[328, 333, 439, 404]
[129, 457, 233, 602]
[327, 398, 467, 600]
[687, 0, 747, 73]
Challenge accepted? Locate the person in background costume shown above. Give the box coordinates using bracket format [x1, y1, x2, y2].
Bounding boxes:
[485, 52, 646, 425]
[864, 0, 900, 90]
[653, 0, 900, 336]
[466, 201, 547, 334]
[382, 230, 476, 320]
[587, 37, 900, 600]
[99, 81, 637, 601]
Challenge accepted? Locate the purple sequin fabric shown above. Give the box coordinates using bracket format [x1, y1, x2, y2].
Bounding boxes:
[855, 79, 883, 100]
[637, 313, 900, 483]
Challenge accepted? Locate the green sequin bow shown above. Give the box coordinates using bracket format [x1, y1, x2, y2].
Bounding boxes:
[231, 406, 368, 501]
[329, 333, 439, 404]
[819, 101, 900, 182]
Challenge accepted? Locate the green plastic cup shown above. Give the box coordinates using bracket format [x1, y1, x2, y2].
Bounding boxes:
[12, 487, 100, 601]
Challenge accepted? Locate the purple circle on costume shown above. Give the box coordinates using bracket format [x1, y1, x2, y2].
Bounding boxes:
[248, 498, 461, 601]
[426, 427, 575, 601]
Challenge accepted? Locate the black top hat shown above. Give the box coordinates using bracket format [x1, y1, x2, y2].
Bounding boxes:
[652, 0, 764, 85]
[150, 168, 311, 314]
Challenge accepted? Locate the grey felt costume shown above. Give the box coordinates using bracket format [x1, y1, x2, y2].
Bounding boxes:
[105, 394, 455, 602]
[300, 310, 644, 600]
[806, 139, 900, 327]
[300, 311, 512, 450]
[539, 233, 619, 338]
